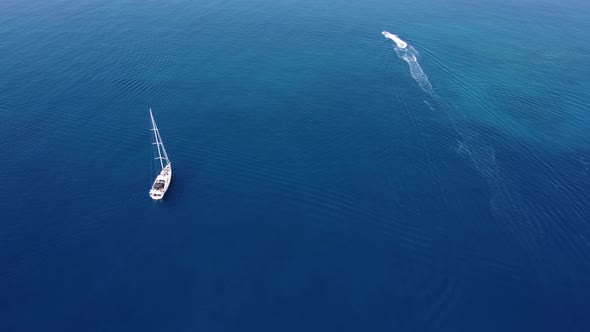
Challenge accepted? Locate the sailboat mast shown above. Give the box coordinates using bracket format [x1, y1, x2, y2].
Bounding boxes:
[150, 108, 165, 169]
[158, 129, 170, 165]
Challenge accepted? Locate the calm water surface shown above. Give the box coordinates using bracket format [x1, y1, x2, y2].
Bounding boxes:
[1, 0, 590, 331]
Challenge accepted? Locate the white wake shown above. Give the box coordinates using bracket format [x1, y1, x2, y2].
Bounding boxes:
[382, 31, 516, 217]
[383, 31, 433, 96]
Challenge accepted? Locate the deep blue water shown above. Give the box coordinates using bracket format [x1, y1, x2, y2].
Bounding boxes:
[2, 0, 590, 330]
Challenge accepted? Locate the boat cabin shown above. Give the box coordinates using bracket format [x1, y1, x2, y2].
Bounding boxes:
[153, 180, 166, 190]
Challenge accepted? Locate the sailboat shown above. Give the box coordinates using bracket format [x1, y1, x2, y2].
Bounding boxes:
[149, 109, 172, 200]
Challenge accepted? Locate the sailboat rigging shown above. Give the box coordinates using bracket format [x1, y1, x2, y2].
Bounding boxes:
[149, 109, 172, 200]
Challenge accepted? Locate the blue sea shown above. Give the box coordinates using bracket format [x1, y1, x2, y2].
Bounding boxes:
[2, 0, 590, 330]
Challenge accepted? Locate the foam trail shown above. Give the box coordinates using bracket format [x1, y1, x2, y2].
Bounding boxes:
[382, 31, 521, 220]
[383, 31, 433, 95]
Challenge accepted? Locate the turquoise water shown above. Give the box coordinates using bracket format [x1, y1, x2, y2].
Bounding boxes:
[1, 0, 590, 330]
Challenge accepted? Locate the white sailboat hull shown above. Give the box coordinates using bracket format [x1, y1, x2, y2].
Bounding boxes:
[150, 164, 172, 200]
